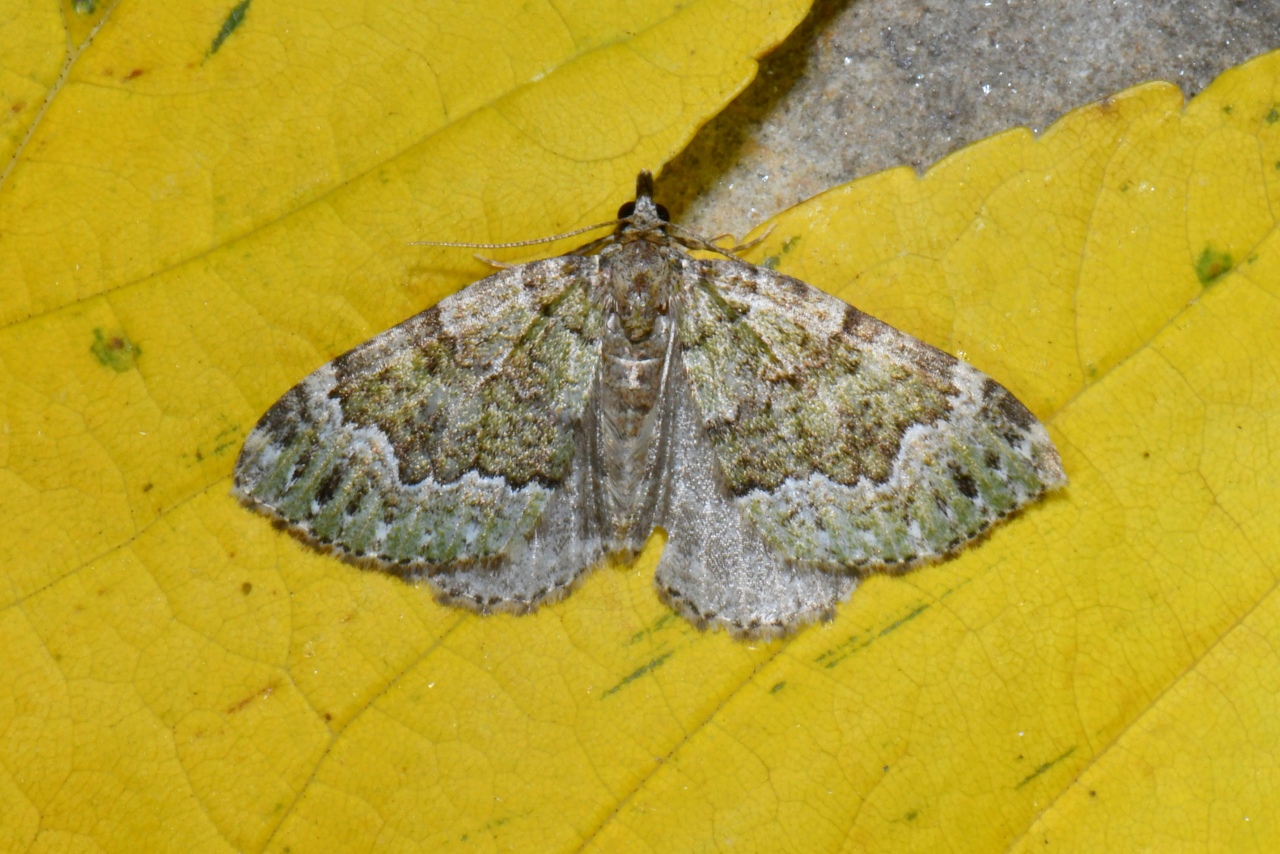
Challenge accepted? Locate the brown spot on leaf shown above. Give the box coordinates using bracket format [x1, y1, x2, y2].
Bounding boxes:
[226, 679, 278, 714]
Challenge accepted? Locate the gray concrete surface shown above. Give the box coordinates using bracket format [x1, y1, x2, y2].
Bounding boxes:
[664, 0, 1280, 238]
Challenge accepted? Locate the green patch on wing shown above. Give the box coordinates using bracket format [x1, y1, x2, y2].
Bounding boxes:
[679, 273, 952, 494]
[244, 411, 554, 562]
[336, 276, 599, 488]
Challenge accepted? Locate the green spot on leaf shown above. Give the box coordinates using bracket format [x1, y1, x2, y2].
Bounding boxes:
[1265, 106, 1280, 124]
[1195, 245, 1233, 286]
[1016, 746, 1077, 789]
[759, 235, 800, 271]
[625, 612, 675, 645]
[91, 328, 141, 372]
[209, 0, 252, 56]
[815, 601, 932, 670]
[602, 652, 672, 697]
[768, 681, 786, 695]
[73, 0, 96, 14]
[877, 603, 929, 637]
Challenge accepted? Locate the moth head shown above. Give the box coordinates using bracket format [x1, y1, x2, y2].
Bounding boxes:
[616, 170, 670, 229]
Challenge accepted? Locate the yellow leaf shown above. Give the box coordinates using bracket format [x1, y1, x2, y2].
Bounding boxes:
[3, 2, 1279, 850]
[0, 0, 809, 849]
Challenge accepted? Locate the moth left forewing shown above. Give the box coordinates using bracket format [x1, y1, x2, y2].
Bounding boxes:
[677, 258, 1066, 572]
[233, 256, 606, 599]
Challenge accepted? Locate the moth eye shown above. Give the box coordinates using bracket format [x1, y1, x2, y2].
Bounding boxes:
[655, 203, 670, 222]
[617, 201, 636, 219]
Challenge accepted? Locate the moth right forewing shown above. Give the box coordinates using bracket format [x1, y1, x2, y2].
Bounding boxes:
[233, 255, 607, 578]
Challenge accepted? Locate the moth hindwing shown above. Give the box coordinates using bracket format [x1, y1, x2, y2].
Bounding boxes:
[234, 171, 1066, 637]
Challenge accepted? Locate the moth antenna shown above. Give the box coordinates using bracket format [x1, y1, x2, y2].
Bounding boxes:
[410, 219, 619, 250]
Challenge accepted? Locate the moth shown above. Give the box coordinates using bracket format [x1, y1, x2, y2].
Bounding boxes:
[233, 171, 1066, 637]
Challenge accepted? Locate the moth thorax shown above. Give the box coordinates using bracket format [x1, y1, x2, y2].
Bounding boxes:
[605, 241, 674, 342]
